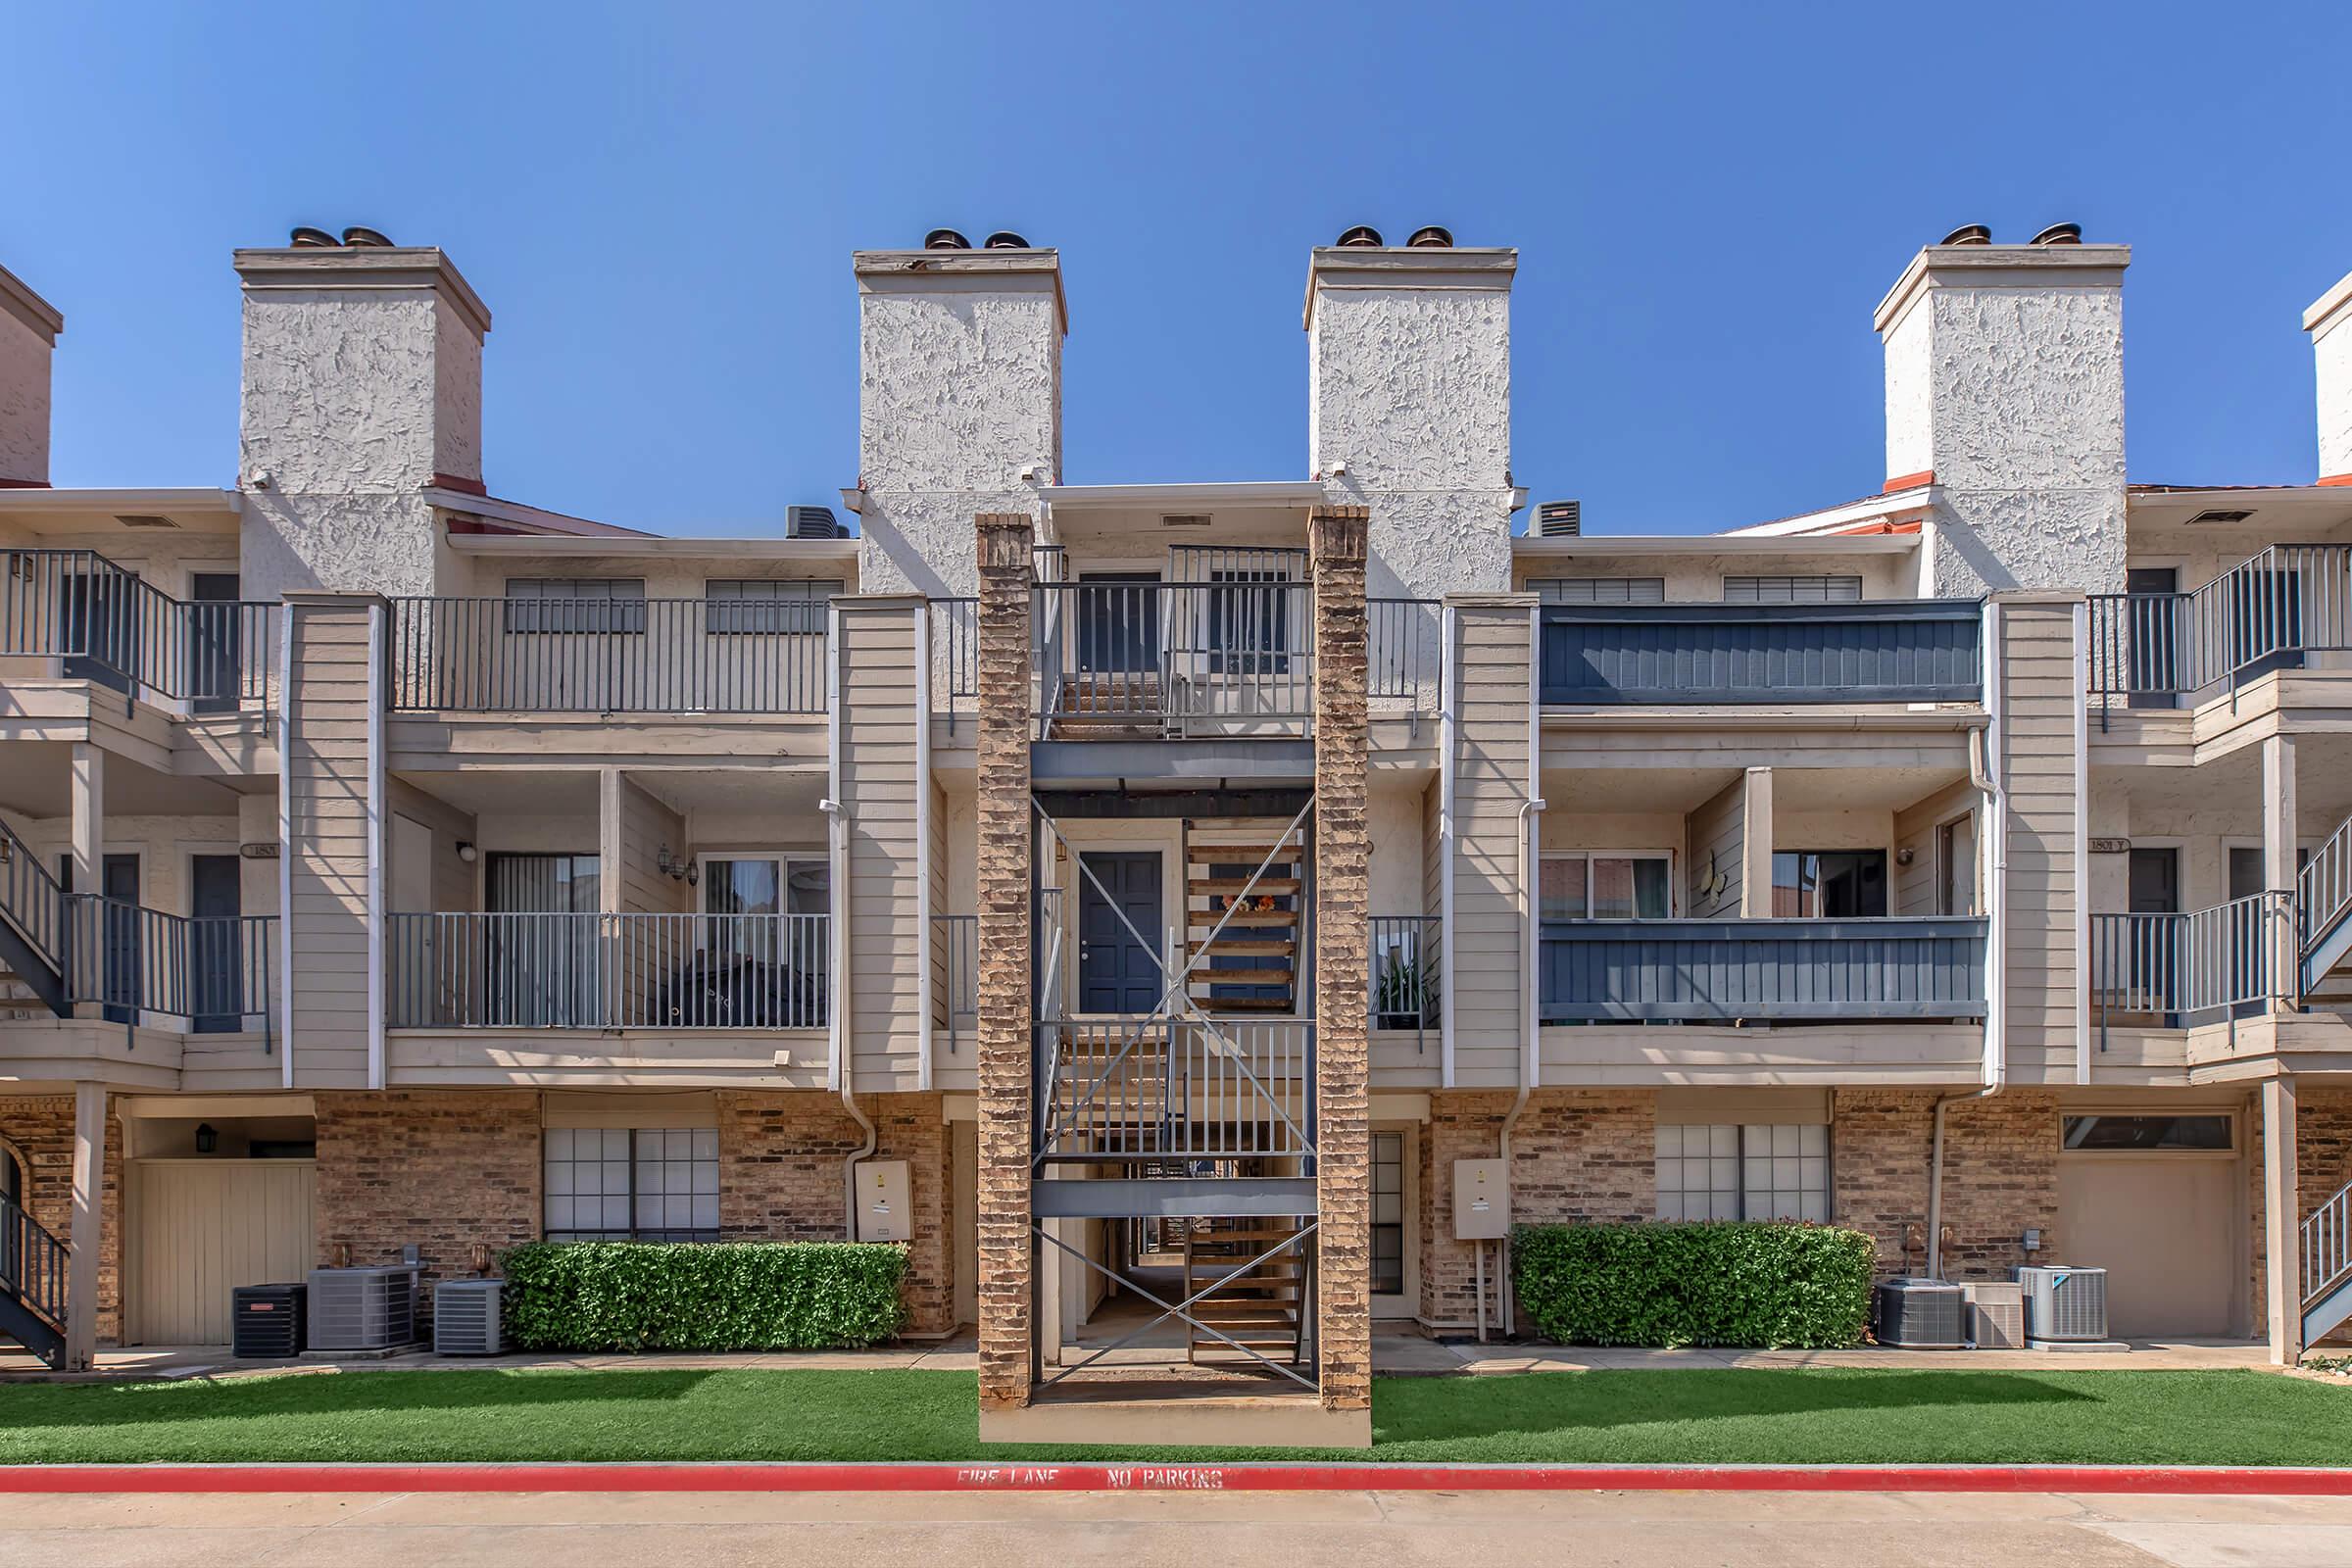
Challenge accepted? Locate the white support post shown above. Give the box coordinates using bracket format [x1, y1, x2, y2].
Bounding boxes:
[1740, 766, 1774, 917]
[2266, 732, 2300, 1008]
[65, 1081, 105, 1371]
[68, 741, 104, 895]
[2266, 1073, 2304, 1365]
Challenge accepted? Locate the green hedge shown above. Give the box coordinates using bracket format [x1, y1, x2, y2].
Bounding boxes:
[501, 1242, 908, 1352]
[1512, 1222, 1876, 1349]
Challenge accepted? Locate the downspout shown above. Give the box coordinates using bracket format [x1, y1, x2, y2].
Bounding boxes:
[1929, 600, 2007, 1280]
[1496, 601, 1545, 1338]
[1438, 603, 1458, 1090]
[823, 600, 875, 1236]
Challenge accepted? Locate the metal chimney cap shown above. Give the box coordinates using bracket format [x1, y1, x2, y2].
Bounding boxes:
[2030, 221, 2083, 246]
[1336, 224, 1385, 248]
[1939, 224, 1993, 246]
[1406, 224, 1454, 249]
[340, 225, 393, 248]
[983, 230, 1030, 249]
[923, 227, 972, 250]
[288, 225, 340, 248]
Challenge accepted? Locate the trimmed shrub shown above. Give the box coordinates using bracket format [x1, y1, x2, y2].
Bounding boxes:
[1512, 1221, 1876, 1349]
[501, 1241, 908, 1352]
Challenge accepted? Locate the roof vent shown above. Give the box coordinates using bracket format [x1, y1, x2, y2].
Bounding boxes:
[1536, 500, 1582, 538]
[1336, 224, 1385, 248]
[340, 226, 392, 248]
[1159, 514, 1212, 529]
[786, 504, 845, 539]
[2184, 508, 2256, 526]
[984, 230, 1029, 249]
[114, 514, 180, 529]
[1406, 224, 1454, 249]
[2031, 221, 2083, 247]
[924, 227, 971, 251]
[1939, 224, 1992, 246]
[288, 226, 339, 248]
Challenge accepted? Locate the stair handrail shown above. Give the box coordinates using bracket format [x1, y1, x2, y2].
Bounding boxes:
[0, 1188, 69, 1331]
[2301, 813, 2352, 960]
[2304, 1178, 2352, 1310]
[0, 816, 68, 974]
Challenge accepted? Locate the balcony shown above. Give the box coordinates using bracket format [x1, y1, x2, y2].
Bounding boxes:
[387, 595, 828, 714]
[1540, 600, 1984, 707]
[2090, 894, 2290, 1039]
[1034, 573, 1314, 739]
[2088, 544, 2352, 714]
[0, 547, 276, 715]
[1370, 913, 1439, 1043]
[1539, 916, 1988, 1024]
[385, 911, 829, 1029]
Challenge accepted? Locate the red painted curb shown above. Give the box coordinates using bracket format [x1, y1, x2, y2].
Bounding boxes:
[2, 1462, 2351, 1494]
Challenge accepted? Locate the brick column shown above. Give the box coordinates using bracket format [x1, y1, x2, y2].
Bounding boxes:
[973, 514, 1036, 1410]
[1310, 505, 1372, 1412]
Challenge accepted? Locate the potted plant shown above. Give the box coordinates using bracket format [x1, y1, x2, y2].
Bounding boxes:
[1375, 952, 1429, 1030]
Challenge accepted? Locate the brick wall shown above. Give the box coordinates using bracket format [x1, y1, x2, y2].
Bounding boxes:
[719, 1089, 955, 1336]
[1831, 1089, 2062, 1283]
[313, 1090, 540, 1322]
[1420, 1089, 1655, 1328]
[0, 1095, 122, 1345]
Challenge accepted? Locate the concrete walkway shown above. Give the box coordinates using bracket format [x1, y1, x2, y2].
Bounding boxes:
[7, 1487, 2352, 1567]
[0, 1325, 2278, 1382]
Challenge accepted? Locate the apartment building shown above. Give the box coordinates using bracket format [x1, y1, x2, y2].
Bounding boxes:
[3, 222, 2351, 1446]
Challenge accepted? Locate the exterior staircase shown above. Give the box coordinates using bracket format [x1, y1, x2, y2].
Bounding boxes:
[1183, 1218, 1309, 1369]
[2300, 816, 2352, 1007]
[0, 817, 70, 1019]
[0, 1190, 69, 1370]
[1186, 822, 1304, 1014]
[2305, 1178, 2352, 1347]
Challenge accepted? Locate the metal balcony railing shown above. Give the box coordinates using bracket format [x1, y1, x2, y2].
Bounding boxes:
[2306, 1181, 2352, 1318]
[1033, 1016, 1314, 1164]
[1369, 598, 1440, 713]
[2087, 544, 2352, 713]
[60, 897, 276, 1038]
[932, 912, 977, 1048]
[1370, 914, 1440, 1047]
[385, 910, 830, 1029]
[1540, 600, 1984, 706]
[0, 817, 67, 984]
[1034, 571, 1314, 736]
[0, 1189, 69, 1343]
[1539, 916, 1988, 1023]
[930, 597, 977, 710]
[0, 548, 276, 713]
[2090, 892, 2290, 1040]
[387, 596, 828, 713]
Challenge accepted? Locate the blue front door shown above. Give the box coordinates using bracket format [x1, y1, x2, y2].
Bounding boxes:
[1079, 852, 1163, 1013]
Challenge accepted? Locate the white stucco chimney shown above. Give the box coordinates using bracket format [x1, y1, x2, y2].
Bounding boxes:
[1305, 240, 1516, 598]
[854, 243, 1064, 596]
[1875, 238, 2129, 596]
[0, 261, 64, 489]
[234, 241, 491, 599]
[2305, 269, 2352, 487]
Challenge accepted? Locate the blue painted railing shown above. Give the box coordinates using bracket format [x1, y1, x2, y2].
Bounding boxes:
[1540, 600, 1983, 706]
[1539, 916, 1988, 1023]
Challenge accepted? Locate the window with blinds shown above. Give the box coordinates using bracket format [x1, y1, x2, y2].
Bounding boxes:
[1528, 576, 1666, 605]
[504, 577, 648, 633]
[704, 578, 843, 635]
[1722, 574, 1863, 603]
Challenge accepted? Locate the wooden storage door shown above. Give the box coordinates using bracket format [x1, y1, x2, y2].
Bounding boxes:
[126, 1160, 317, 1345]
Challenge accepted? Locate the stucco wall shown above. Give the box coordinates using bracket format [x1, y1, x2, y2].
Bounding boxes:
[2315, 311, 2352, 480]
[0, 309, 51, 485]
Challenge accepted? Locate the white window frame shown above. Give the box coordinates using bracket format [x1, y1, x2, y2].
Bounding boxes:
[1540, 850, 1677, 920]
[542, 1125, 721, 1242]
[1528, 576, 1667, 605]
[1655, 1122, 1832, 1222]
[504, 577, 648, 634]
[1723, 573, 1864, 603]
[703, 578, 843, 636]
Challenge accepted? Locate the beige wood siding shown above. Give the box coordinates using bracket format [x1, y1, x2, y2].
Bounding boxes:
[283, 601, 378, 1089]
[1687, 774, 1744, 918]
[839, 601, 923, 1091]
[1448, 602, 1533, 1087]
[386, 776, 476, 912]
[125, 1159, 317, 1344]
[1999, 602, 2082, 1076]
[1894, 777, 1979, 917]
[615, 776, 688, 916]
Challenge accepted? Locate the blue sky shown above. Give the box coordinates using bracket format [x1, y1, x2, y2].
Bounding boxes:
[9, 1, 2350, 537]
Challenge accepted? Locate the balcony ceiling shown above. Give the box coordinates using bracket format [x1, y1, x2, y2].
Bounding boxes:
[395, 768, 600, 817]
[1540, 763, 1966, 815]
[0, 743, 243, 818]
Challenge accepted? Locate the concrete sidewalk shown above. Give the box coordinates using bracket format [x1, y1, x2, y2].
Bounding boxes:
[0, 1325, 2277, 1382]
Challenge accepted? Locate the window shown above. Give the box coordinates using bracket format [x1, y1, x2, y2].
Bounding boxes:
[1937, 816, 1978, 916]
[2061, 1114, 2232, 1152]
[1541, 853, 1672, 920]
[1772, 851, 1887, 916]
[1529, 576, 1666, 605]
[1724, 574, 1863, 603]
[1371, 1132, 1405, 1296]
[704, 579, 842, 635]
[505, 578, 647, 634]
[544, 1127, 720, 1242]
[1656, 1123, 1829, 1221]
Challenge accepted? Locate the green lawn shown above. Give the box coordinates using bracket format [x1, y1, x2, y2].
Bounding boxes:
[0, 1368, 2345, 1466]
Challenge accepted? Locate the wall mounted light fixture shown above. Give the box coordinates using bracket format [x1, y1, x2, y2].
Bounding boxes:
[456, 841, 478, 863]
[193, 1123, 218, 1155]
